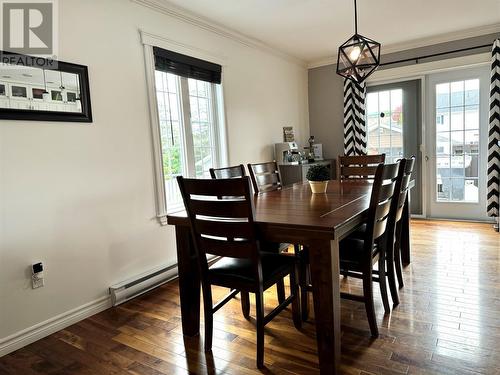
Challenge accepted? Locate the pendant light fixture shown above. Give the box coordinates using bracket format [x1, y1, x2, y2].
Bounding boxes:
[336, 0, 381, 83]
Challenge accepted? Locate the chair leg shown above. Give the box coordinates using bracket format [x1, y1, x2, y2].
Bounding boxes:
[386, 240, 400, 307]
[289, 267, 302, 329]
[378, 252, 391, 314]
[362, 271, 379, 338]
[299, 259, 310, 321]
[276, 279, 286, 303]
[394, 227, 405, 288]
[255, 288, 265, 369]
[201, 284, 213, 352]
[241, 291, 250, 319]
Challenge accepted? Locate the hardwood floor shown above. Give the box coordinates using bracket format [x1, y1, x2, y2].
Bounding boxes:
[1, 220, 499, 375]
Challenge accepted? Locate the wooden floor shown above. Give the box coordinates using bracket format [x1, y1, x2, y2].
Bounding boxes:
[1, 220, 499, 375]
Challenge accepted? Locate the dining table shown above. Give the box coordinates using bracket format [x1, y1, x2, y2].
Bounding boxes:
[166, 179, 413, 374]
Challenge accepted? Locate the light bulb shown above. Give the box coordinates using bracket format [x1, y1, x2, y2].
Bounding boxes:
[349, 46, 361, 61]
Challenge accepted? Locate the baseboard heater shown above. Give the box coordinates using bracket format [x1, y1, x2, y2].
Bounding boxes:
[109, 263, 178, 306]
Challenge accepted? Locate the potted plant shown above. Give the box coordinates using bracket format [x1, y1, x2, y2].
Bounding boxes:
[306, 164, 330, 193]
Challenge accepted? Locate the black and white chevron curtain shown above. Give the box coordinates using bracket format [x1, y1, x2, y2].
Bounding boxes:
[488, 39, 500, 219]
[343, 79, 367, 156]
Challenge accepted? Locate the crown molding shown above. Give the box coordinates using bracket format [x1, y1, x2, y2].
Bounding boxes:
[130, 0, 307, 68]
[308, 23, 500, 69]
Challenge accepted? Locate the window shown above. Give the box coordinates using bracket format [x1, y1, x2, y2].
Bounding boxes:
[435, 79, 480, 202]
[11, 85, 27, 98]
[66, 92, 77, 102]
[32, 88, 45, 99]
[366, 89, 403, 163]
[150, 46, 226, 216]
[51, 90, 63, 101]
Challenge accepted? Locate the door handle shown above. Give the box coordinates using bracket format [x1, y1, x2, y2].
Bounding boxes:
[425, 155, 429, 162]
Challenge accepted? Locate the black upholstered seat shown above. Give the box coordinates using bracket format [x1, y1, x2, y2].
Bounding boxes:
[339, 237, 379, 271]
[209, 252, 294, 288]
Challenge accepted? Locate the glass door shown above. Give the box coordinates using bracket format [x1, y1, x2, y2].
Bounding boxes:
[366, 80, 423, 215]
[426, 66, 489, 220]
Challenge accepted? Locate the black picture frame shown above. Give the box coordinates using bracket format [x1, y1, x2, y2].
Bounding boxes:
[0, 52, 93, 123]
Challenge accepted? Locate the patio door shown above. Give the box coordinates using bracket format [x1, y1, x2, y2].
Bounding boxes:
[366, 79, 423, 215]
[426, 66, 490, 220]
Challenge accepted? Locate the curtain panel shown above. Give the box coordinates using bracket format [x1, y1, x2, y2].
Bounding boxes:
[343, 79, 367, 156]
[488, 39, 500, 218]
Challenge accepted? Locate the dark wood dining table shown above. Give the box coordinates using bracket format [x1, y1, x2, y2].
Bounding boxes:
[167, 179, 413, 374]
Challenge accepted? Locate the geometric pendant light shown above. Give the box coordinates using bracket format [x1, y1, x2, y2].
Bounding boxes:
[336, 0, 381, 83]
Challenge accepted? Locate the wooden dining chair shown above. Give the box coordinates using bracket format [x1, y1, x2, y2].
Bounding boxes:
[209, 164, 246, 179]
[247, 161, 303, 304]
[209, 163, 287, 305]
[247, 161, 282, 193]
[339, 162, 400, 337]
[392, 157, 416, 290]
[347, 156, 416, 306]
[300, 162, 401, 337]
[337, 154, 386, 180]
[177, 176, 301, 369]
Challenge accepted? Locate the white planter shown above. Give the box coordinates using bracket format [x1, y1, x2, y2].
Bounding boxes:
[309, 180, 329, 194]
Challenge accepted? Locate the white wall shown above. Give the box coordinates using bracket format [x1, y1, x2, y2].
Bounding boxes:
[0, 0, 309, 344]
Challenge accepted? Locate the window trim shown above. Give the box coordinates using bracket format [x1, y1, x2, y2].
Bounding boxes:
[141, 30, 228, 225]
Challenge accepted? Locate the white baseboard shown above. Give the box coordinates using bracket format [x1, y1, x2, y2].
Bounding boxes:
[0, 295, 112, 357]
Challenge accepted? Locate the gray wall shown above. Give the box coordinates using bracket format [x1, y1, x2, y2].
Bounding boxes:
[308, 33, 500, 159]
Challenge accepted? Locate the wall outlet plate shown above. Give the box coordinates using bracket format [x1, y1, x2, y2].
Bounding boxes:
[32, 274, 44, 289]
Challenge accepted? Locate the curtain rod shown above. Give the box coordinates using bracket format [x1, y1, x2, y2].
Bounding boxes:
[380, 43, 493, 67]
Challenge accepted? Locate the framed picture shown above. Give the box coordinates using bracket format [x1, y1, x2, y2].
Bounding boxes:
[0, 51, 92, 122]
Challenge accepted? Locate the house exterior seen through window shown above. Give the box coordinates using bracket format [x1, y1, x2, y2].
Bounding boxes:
[366, 89, 403, 164]
[155, 71, 224, 211]
[434, 79, 480, 202]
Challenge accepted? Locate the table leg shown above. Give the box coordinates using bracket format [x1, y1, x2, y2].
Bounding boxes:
[175, 225, 200, 337]
[309, 238, 341, 375]
[401, 193, 411, 266]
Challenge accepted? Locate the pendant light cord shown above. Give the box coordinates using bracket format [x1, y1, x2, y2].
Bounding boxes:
[354, 0, 358, 34]
[43, 70, 47, 92]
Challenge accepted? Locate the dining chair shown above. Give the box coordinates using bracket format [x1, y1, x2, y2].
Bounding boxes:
[209, 164, 246, 179]
[247, 161, 302, 304]
[300, 162, 401, 337]
[392, 157, 416, 289]
[247, 161, 282, 193]
[347, 156, 416, 306]
[209, 164, 287, 305]
[337, 154, 386, 180]
[177, 176, 301, 368]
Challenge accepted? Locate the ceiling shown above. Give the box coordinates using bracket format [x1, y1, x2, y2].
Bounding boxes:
[158, 0, 500, 63]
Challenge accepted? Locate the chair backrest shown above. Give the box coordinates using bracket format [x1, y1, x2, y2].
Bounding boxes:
[395, 156, 415, 223]
[177, 176, 259, 265]
[247, 161, 282, 193]
[337, 154, 386, 180]
[209, 164, 246, 179]
[364, 162, 400, 255]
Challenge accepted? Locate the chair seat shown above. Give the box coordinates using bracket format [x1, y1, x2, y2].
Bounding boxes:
[209, 252, 294, 289]
[350, 223, 367, 239]
[339, 237, 379, 271]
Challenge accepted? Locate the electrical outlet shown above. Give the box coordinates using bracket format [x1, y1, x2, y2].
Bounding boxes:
[31, 262, 44, 289]
[32, 274, 44, 289]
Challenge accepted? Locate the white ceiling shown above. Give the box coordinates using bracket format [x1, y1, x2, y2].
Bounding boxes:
[158, 0, 500, 63]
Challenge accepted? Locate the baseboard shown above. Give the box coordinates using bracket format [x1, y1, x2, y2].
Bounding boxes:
[417, 217, 496, 224]
[0, 295, 112, 357]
